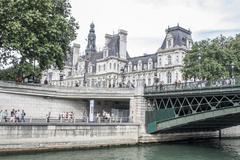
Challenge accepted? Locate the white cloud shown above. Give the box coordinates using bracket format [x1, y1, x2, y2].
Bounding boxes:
[70, 0, 240, 57]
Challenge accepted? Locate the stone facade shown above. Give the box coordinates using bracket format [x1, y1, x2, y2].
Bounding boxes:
[43, 24, 193, 88]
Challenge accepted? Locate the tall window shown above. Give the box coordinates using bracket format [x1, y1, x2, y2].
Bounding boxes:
[148, 78, 151, 86]
[114, 63, 116, 70]
[167, 72, 172, 84]
[159, 57, 162, 66]
[148, 58, 153, 70]
[167, 55, 172, 65]
[103, 64, 106, 71]
[176, 55, 179, 63]
[109, 63, 112, 69]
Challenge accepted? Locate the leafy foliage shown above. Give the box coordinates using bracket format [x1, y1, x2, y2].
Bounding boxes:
[0, 0, 78, 80]
[0, 64, 42, 81]
[182, 35, 240, 81]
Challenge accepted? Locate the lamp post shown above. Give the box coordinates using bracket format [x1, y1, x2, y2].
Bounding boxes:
[231, 62, 235, 79]
[59, 72, 64, 86]
[198, 52, 202, 81]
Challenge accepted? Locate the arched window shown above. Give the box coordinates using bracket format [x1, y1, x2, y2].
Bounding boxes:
[103, 64, 106, 71]
[176, 55, 179, 63]
[167, 72, 172, 84]
[109, 63, 112, 69]
[114, 63, 116, 70]
[167, 55, 172, 65]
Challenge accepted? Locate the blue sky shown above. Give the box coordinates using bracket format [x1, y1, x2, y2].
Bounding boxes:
[70, 0, 240, 57]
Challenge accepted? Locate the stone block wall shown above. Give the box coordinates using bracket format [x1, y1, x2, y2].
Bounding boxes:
[0, 124, 139, 151]
[0, 92, 88, 118]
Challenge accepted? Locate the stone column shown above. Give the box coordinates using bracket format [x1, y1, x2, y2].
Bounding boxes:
[129, 84, 147, 134]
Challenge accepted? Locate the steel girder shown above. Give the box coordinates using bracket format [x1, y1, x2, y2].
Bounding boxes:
[146, 94, 240, 118]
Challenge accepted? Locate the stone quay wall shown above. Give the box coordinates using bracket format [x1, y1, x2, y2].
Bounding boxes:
[0, 123, 139, 152]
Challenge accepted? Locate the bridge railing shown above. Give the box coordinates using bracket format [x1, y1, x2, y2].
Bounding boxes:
[144, 77, 240, 93]
[0, 116, 132, 124]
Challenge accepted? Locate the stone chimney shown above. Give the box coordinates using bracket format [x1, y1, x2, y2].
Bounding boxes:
[118, 29, 128, 59]
[105, 34, 113, 46]
[72, 43, 80, 66]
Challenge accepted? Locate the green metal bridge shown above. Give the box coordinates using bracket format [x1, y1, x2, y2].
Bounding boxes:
[144, 79, 240, 134]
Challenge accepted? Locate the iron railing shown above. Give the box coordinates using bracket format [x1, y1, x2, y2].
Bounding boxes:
[145, 77, 240, 93]
[0, 116, 132, 124]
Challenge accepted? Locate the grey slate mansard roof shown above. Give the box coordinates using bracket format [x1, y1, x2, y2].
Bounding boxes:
[127, 53, 157, 66]
[160, 25, 192, 49]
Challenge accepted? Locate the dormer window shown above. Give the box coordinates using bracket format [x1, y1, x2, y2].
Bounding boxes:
[167, 39, 172, 48]
[148, 58, 153, 70]
[103, 48, 108, 58]
[138, 60, 142, 71]
[182, 37, 187, 46]
[128, 62, 132, 72]
[158, 57, 162, 67]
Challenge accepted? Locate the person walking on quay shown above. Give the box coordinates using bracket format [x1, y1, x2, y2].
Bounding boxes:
[21, 110, 26, 122]
[46, 112, 51, 123]
[16, 109, 21, 123]
[0, 110, 3, 122]
[10, 109, 15, 122]
[3, 110, 8, 122]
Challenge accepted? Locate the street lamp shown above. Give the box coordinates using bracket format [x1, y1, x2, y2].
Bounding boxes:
[231, 62, 235, 79]
[198, 52, 202, 81]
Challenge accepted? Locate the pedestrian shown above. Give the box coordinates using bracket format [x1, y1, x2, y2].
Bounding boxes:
[16, 110, 21, 123]
[46, 112, 51, 123]
[21, 110, 26, 122]
[10, 109, 15, 122]
[3, 110, 8, 122]
[0, 110, 2, 122]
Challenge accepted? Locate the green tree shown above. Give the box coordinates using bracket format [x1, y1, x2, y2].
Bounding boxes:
[182, 35, 238, 81]
[0, 64, 42, 82]
[0, 0, 78, 80]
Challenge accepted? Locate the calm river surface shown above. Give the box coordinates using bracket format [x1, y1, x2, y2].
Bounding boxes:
[1, 139, 240, 160]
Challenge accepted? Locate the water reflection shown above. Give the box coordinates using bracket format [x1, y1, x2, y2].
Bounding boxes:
[1, 139, 240, 160]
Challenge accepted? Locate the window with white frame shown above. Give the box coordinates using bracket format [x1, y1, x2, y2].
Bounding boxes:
[167, 71, 172, 84]
[168, 55, 172, 65]
[138, 60, 142, 71]
[148, 58, 153, 70]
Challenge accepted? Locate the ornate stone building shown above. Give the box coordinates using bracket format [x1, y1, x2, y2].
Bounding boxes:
[44, 23, 193, 87]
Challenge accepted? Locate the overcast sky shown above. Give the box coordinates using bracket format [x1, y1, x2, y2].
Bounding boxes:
[70, 0, 240, 57]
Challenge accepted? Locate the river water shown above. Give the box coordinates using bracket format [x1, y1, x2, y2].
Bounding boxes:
[1, 139, 240, 160]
